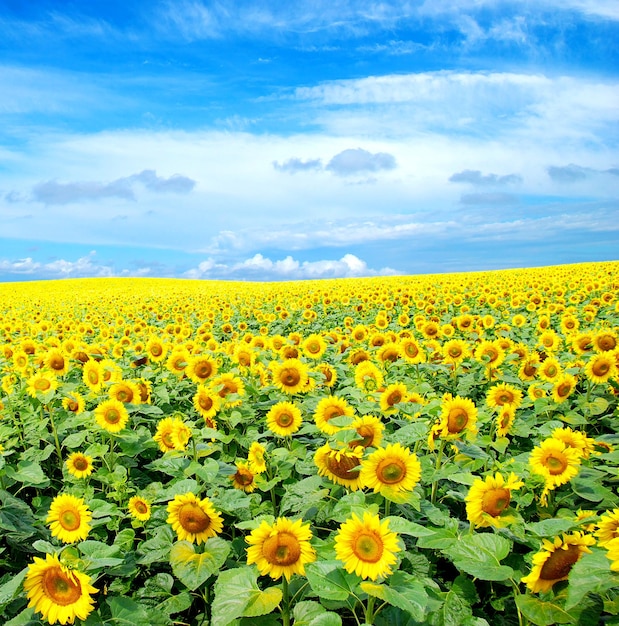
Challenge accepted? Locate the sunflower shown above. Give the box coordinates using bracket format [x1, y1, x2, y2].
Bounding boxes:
[314, 395, 355, 435]
[44, 348, 70, 376]
[62, 392, 86, 415]
[442, 338, 470, 367]
[248, 441, 267, 474]
[353, 361, 384, 393]
[47, 494, 92, 544]
[316, 362, 338, 388]
[334, 512, 400, 581]
[271, 359, 309, 395]
[399, 337, 426, 364]
[211, 372, 245, 407]
[23, 553, 97, 625]
[302, 334, 327, 360]
[65, 452, 94, 479]
[145, 336, 168, 362]
[572, 332, 595, 355]
[529, 438, 581, 498]
[26, 372, 58, 398]
[518, 353, 540, 381]
[465, 472, 523, 528]
[230, 461, 258, 493]
[266, 401, 303, 437]
[82, 360, 104, 393]
[596, 509, 619, 547]
[167, 493, 223, 544]
[377, 343, 401, 364]
[109, 380, 141, 405]
[128, 496, 152, 521]
[520, 532, 595, 593]
[379, 383, 408, 415]
[485, 382, 523, 411]
[314, 443, 363, 490]
[538, 356, 562, 383]
[594, 330, 617, 352]
[94, 399, 129, 434]
[165, 348, 190, 376]
[348, 348, 371, 366]
[474, 339, 506, 369]
[584, 353, 617, 384]
[495, 406, 516, 438]
[246, 517, 316, 581]
[192, 385, 221, 423]
[528, 383, 547, 401]
[186, 354, 218, 384]
[551, 373, 578, 403]
[153, 416, 191, 453]
[12, 349, 30, 373]
[348, 415, 384, 449]
[359, 443, 421, 501]
[437, 393, 478, 441]
[606, 537, 619, 572]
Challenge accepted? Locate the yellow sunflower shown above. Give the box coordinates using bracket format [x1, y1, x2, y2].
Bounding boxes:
[153, 416, 191, 453]
[520, 532, 595, 593]
[334, 512, 400, 581]
[537, 356, 562, 382]
[474, 339, 506, 369]
[302, 334, 327, 360]
[44, 348, 70, 377]
[594, 330, 617, 352]
[167, 493, 223, 544]
[551, 373, 577, 403]
[23, 553, 98, 625]
[145, 336, 169, 362]
[165, 348, 190, 377]
[26, 371, 58, 398]
[359, 443, 421, 501]
[186, 354, 218, 384]
[606, 537, 619, 572]
[128, 495, 152, 521]
[552, 427, 595, 459]
[465, 472, 523, 528]
[353, 361, 384, 393]
[109, 380, 141, 405]
[596, 509, 619, 547]
[437, 393, 478, 441]
[518, 353, 540, 381]
[584, 353, 617, 384]
[495, 406, 516, 438]
[211, 372, 245, 407]
[246, 517, 316, 581]
[442, 338, 470, 367]
[316, 362, 338, 388]
[348, 415, 384, 450]
[485, 382, 523, 411]
[271, 358, 309, 395]
[314, 395, 354, 435]
[230, 461, 258, 493]
[94, 399, 129, 434]
[266, 401, 303, 437]
[192, 384, 221, 424]
[529, 437, 581, 499]
[248, 441, 267, 474]
[61, 392, 86, 415]
[65, 452, 94, 479]
[47, 493, 92, 544]
[82, 360, 104, 393]
[379, 383, 408, 415]
[314, 443, 364, 490]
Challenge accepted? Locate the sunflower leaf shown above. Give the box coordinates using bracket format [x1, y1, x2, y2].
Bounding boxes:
[360, 571, 428, 621]
[515, 595, 576, 625]
[170, 538, 230, 591]
[446, 534, 514, 581]
[305, 561, 359, 601]
[565, 549, 619, 610]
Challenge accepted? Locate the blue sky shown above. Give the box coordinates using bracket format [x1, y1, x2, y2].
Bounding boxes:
[1, 1, 618, 282]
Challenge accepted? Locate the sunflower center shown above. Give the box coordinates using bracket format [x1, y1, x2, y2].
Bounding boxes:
[281, 368, 301, 386]
[497, 393, 513, 405]
[178, 503, 211, 534]
[276, 411, 293, 427]
[116, 388, 132, 402]
[545, 453, 568, 475]
[219, 382, 238, 397]
[196, 362, 212, 378]
[151, 344, 163, 356]
[307, 342, 320, 354]
[448, 347, 462, 358]
[199, 395, 213, 410]
[87, 371, 99, 384]
[35, 379, 51, 391]
[597, 336, 616, 351]
[235, 469, 254, 486]
[352, 424, 375, 448]
[326, 453, 361, 480]
[447, 408, 468, 433]
[592, 361, 610, 376]
[50, 356, 65, 370]
[263, 532, 301, 566]
[59, 509, 81, 531]
[134, 501, 149, 514]
[353, 531, 384, 563]
[376, 459, 406, 485]
[545, 365, 558, 377]
[539, 544, 581, 580]
[523, 363, 537, 376]
[481, 488, 511, 517]
[386, 391, 402, 406]
[67, 400, 79, 412]
[104, 409, 121, 424]
[556, 382, 572, 397]
[405, 343, 419, 357]
[42, 567, 82, 606]
[73, 457, 89, 471]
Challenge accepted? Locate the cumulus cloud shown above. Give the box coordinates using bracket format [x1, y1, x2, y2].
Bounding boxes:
[272, 157, 323, 173]
[32, 169, 196, 204]
[449, 169, 522, 186]
[546, 163, 619, 182]
[184, 252, 397, 280]
[326, 148, 397, 176]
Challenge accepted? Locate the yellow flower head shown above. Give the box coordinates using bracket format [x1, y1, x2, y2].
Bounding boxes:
[94, 399, 129, 434]
[529, 437, 581, 494]
[47, 493, 92, 544]
[314, 395, 354, 435]
[379, 383, 408, 415]
[153, 416, 191, 452]
[314, 443, 364, 491]
[437, 393, 478, 441]
[230, 461, 258, 493]
[26, 372, 59, 398]
[246, 517, 316, 581]
[485, 382, 523, 411]
[266, 401, 303, 437]
[248, 441, 267, 474]
[359, 443, 421, 501]
[596, 509, 619, 547]
[65, 452, 94, 479]
[24, 553, 98, 625]
[167, 492, 223, 544]
[334, 512, 400, 581]
[270, 358, 309, 395]
[465, 472, 523, 528]
[128, 496, 152, 522]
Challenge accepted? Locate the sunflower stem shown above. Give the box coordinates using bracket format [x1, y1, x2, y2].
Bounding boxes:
[384, 498, 391, 518]
[47, 403, 63, 472]
[430, 439, 446, 505]
[364, 594, 376, 625]
[281, 576, 290, 626]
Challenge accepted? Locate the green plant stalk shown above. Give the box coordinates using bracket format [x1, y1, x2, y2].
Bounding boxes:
[281, 576, 290, 626]
[384, 497, 391, 518]
[46, 403, 63, 471]
[364, 594, 376, 625]
[430, 439, 446, 505]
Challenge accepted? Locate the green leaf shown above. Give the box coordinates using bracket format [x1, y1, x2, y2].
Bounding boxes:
[386, 516, 436, 537]
[4, 460, 50, 487]
[4, 607, 38, 626]
[360, 571, 428, 621]
[515, 595, 576, 625]
[305, 560, 359, 601]
[526, 519, 576, 537]
[292, 601, 342, 626]
[447, 533, 514, 581]
[107, 596, 151, 624]
[211, 567, 282, 626]
[156, 591, 194, 617]
[565, 549, 619, 610]
[331, 491, 378, 523]
[0, 567, 27, 611]
[170, 538, 231, 590]
[137, 524, 175, 565]
[62, 431, 88, 448]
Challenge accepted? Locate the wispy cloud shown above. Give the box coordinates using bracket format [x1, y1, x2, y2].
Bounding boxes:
[272, 157, 323, 173]
[449, 169, 523, 186]
[326, 148, 397, 176]
[31, 170, 196, 205]
[547, 163, 619, 182]
[460, 192, 520, 205]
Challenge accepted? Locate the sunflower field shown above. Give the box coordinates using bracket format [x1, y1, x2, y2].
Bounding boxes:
[0, 261, 618, 626]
